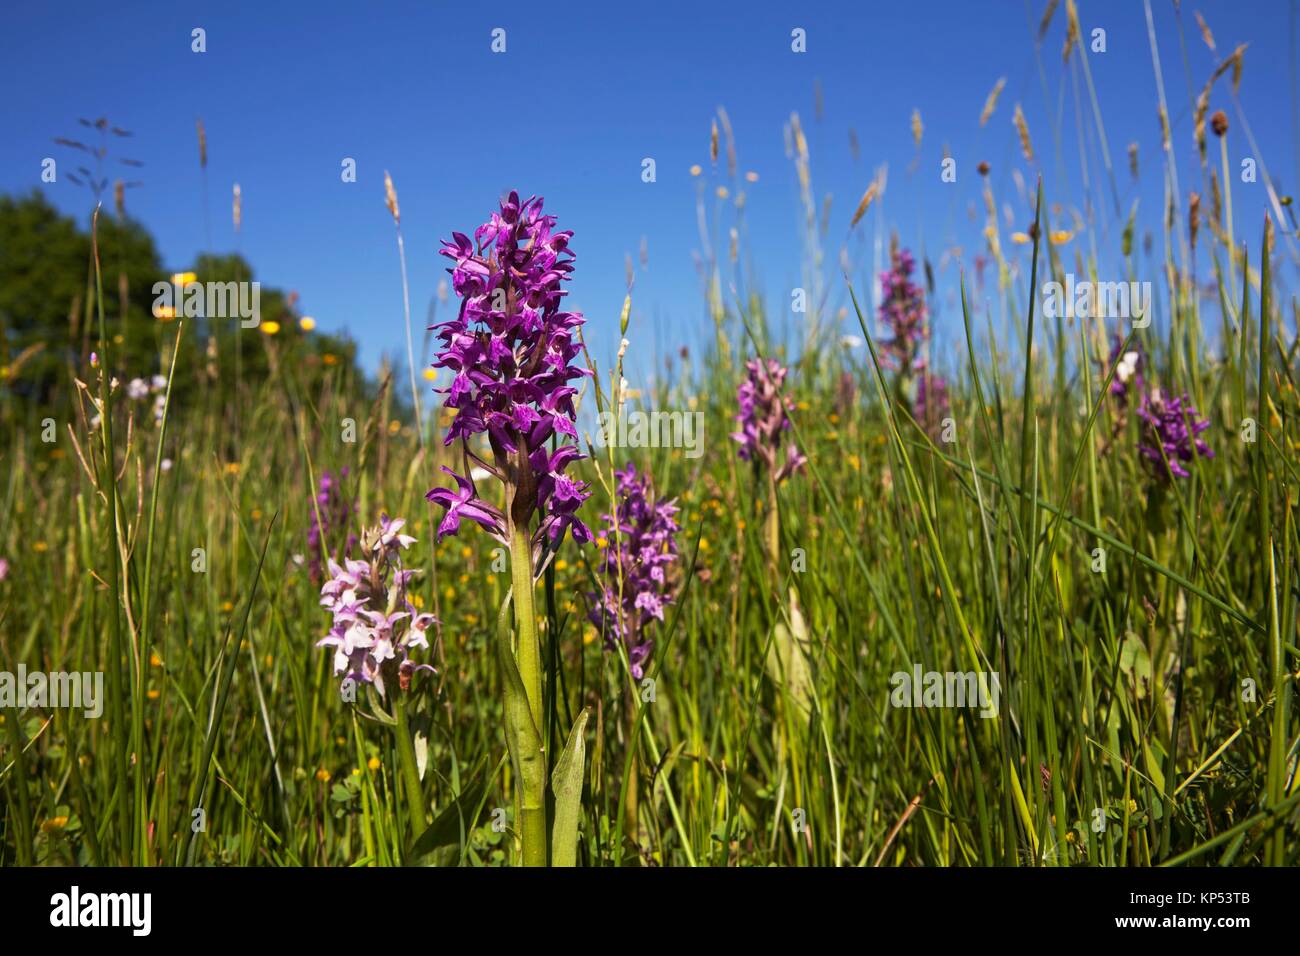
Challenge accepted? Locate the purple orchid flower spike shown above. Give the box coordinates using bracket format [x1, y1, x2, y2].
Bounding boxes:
[878, 247, 928, 373]
[316, 517, 437, 698]
[425, 192, 595, 868]
[425, 192, 593, 564]
[732, 357, 805, 484]
[588, 463, 680, 680]
[1136, 388, 1215, 480]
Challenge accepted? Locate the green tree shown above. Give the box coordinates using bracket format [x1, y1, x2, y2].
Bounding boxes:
[0, 190, 374, 439]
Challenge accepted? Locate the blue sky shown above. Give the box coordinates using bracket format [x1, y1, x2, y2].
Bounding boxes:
[2, 0, 1295, 385]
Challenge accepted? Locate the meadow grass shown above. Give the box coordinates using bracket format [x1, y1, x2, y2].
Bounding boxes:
[2, 6, 1299, 868]
[2, 205, 1295, 866]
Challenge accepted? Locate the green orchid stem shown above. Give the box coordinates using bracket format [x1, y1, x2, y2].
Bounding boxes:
[509, 527, 548, 866]
[764, 472, 781, 581]
[391, 692, 427, 841]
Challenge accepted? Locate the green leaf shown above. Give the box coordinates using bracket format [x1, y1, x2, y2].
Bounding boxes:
[409, 757, 490, 861]
[496, 596, 545, 812]
[365, 684, 398, 727]
[1118, 632, 1151, 698]
[766, 587, 814, 718]
[1142, 740, 1166, 794]
[550, 707, 590, 867]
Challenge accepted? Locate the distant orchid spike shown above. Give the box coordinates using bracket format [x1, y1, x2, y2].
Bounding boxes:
[914, 373, 951, 439]
[425, 192, 593, 559]
[1136, 388, 1215, 480]
[307, 467, 358, 585]
[731, 357, 806, 483]
[316, 517, 436, 697]
[878, 247, 928, 372]
[588, 464, 680, 680]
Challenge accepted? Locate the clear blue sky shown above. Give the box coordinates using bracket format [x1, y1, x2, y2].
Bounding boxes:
[2, 0, 1294, 384]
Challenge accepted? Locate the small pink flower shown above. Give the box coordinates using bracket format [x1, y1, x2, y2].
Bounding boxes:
[374, 514, 416, 554]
